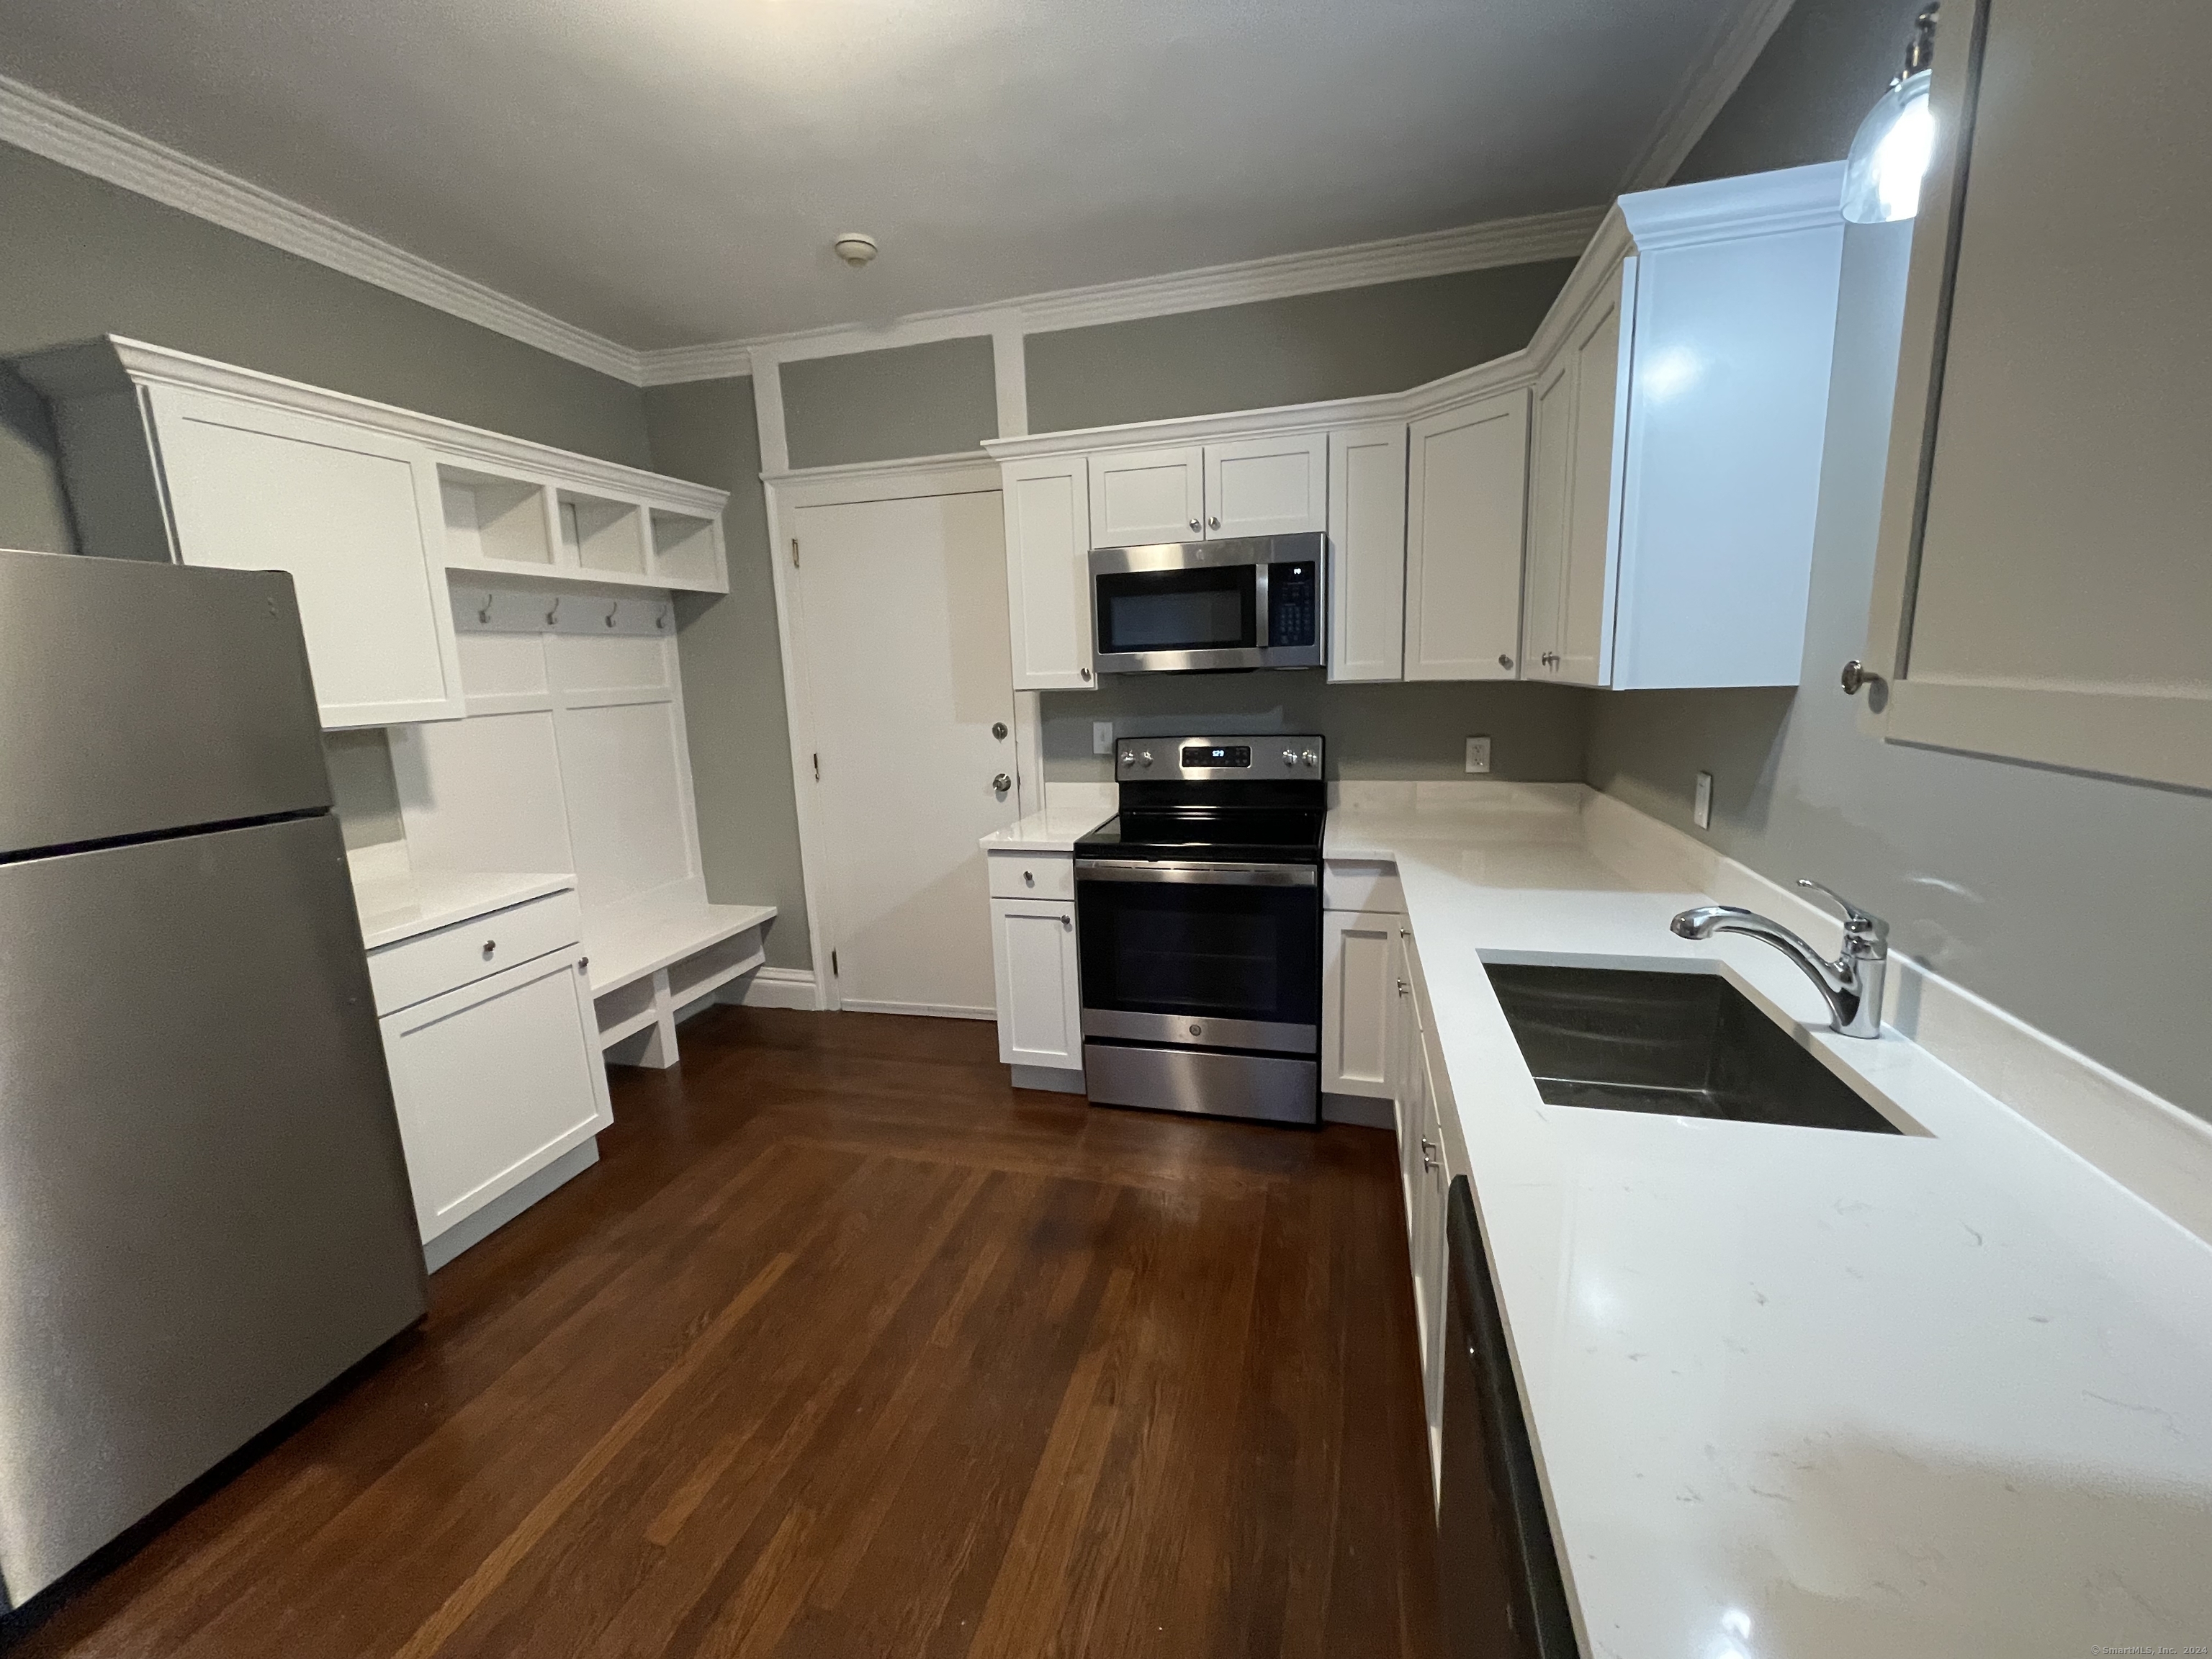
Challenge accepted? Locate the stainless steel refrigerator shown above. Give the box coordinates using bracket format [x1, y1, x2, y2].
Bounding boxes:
[0, 547, 428, 1609]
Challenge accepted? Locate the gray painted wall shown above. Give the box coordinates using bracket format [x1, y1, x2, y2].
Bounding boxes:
[1588, 221, 2211, 1121]
[1042, 676, 1587, 784]
[0, 138, 655, 855]
[642, 378, 812, 970]
[1025, 261, 1575, 433]
[1672, 0, 1923, 185]
[780, 336, 999, 469]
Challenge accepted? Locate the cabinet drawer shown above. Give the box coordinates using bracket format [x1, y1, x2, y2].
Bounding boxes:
[367, 889, 583, 1015]
[989, 851, 1075, 901]
[1323, 859, 1403, 912]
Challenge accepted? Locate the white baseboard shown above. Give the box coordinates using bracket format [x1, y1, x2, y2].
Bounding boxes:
[837, 998, 993, 1020]
[1580, 788, 2212, 1247]
[721, 965, 824, 1011]
[1322, 1091, 1395, 1130]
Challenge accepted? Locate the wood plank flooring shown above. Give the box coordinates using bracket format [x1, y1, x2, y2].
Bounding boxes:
[4, 1008, 1442, 1658]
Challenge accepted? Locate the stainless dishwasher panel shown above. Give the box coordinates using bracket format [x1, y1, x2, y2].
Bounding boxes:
[0, 812, 426, 1606]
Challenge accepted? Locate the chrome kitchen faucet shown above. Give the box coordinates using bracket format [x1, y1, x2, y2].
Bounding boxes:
[1669, 881, 1888, 1038]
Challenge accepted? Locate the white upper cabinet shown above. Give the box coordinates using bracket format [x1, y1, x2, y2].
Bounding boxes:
[1861, 0, 2211, 792]
[1524, 166, 1847, 689]
[1326, 424, 1408, 683]
[1204, 433, 1327, 538]
[146, 385, 466, 728]
[1404, 391, 1528, 681]
[1001, 456, 1096, 692]
[1088, 445, 1205, 546]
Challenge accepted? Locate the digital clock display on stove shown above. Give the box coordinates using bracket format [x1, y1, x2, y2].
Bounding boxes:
[1181, 744, 1251, 768]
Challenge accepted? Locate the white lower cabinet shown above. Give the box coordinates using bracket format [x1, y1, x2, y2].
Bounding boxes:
[369, 891, 611, 1260]
[990, 891, 1082, 1069]
[1323, 909, 1398, 1097]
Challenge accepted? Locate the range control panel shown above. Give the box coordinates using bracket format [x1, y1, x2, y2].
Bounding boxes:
[1115, 734, 1325, 781]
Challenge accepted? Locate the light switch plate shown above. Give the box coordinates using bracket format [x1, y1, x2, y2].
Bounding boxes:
[1694, 770, 1714, 830]
[1092, 721, 1114, 755]
[1465, 736, 1492, 775]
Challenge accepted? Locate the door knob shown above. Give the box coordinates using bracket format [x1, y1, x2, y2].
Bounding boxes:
[1840, 659, 1884, 696]
[992, 773, 1012, 793]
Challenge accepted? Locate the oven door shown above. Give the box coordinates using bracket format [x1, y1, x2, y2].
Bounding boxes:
[1074, 860, 1321, 1053]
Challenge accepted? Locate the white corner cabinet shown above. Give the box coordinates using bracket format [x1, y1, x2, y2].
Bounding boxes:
[984, 161, 1848, 696]
[16, 336, 729, 729]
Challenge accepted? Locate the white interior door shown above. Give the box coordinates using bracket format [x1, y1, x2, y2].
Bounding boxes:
[793, 491, 1019, 1017]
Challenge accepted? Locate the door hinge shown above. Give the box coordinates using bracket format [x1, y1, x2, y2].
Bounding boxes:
[812, 752, 819, 781]
[791, 536, 800, 567]
[831, 948, 839, 976]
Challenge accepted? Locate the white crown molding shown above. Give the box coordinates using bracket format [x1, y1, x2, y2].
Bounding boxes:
[1619, 159, 1844, 250]
[639, 207, 1605, 387]
[1619, 0, 1801, 192]
[0, 73, 646, 384]
[17, 334, 726, 516]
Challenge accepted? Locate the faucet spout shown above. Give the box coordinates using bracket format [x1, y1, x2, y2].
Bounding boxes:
[1669, 882, 1888, 1039]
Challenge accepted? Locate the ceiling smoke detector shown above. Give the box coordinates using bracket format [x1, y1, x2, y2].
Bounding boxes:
[832, 233, 878, 268]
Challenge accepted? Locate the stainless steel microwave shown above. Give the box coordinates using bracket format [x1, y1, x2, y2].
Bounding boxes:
[1088, 533, 1325, 674]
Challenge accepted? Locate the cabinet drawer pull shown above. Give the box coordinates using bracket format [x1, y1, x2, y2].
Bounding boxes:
[1061, 913, 1072, 930]
[1023, 870, 1035, 887]
[481, 939, 498, 959]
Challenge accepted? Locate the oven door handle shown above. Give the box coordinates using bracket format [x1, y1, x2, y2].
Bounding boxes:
[1074, 859, 1318, 888]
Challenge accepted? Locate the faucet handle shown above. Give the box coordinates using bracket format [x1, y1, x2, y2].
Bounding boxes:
[1797, 879, 1888, 944]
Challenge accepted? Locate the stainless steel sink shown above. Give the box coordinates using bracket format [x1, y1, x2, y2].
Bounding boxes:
[1486, 964, 1902, 1135]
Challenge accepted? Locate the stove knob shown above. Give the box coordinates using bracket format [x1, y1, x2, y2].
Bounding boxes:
[1139, 750, 1154, 768]
[1302, 749, 1319, 768]
[1281, 749, 1298, 766]
[1119, 750, 1136, 766]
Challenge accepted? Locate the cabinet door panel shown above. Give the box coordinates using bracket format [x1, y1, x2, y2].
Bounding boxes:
[1522, 359, 1573, 678]
[148, 386, 463, 728]
[1002, 459, 1095, 691]
[1558, 265, 1629, 686]
[1088, 446, 1204, 547]
[1326, 425, 1408, 683]
[1404, 393, 1529, 681]
[993, 897, 1080, 1066]
[1205, 433, 1326, 537]
[1865, 0, 2212, 790]
[381, 953, 609, 1241]
[1322, 911, 1397, 1096]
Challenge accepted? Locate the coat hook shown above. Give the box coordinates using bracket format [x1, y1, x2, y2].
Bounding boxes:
[546, 595, 561, 626]
[605, 602, 619, 629]
[477, 591, 493, 625]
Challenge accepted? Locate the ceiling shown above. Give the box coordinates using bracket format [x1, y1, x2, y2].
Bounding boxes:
[0, 0, 1750, 350]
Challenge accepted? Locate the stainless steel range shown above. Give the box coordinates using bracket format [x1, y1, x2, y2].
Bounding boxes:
[1074, 734, 1325, 1125]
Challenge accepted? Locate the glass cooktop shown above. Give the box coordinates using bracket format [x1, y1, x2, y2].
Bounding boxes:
[1075, 807, 1324, 863]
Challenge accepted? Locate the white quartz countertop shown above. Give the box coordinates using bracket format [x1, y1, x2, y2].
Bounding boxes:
[978, 802, 1113, 854]
[1327, 796, 2212, 1657]
[351, 866, 575, 950]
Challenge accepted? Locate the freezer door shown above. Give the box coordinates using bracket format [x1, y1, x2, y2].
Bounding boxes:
[0, 549, 330, 858]
[0, 812, 426, 1607]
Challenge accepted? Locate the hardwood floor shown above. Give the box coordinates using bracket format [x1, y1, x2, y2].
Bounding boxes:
[6, 1009, 1443, 1658]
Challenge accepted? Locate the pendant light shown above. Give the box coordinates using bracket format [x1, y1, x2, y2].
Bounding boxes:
[1840, 5, 1940, 223]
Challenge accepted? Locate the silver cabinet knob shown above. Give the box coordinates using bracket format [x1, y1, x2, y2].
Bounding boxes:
[1188, 518, 1202, 532]
[992, 721, 1008, 739]
[1498, 653, 1514, 670]
[1208, 515, 1220, 529]
[1062, 913, 1073, 930]
[1840, 659, 1884, 696]
[992, 772, 1012, 793]
[1079, 667, 1092, 680]
[578, 956, 589, 971]
[1022, 869, 1035, 887]
[481, 940, 497, 958]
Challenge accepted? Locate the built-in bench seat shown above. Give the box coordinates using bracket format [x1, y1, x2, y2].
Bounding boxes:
[585, 879, 776, 1067]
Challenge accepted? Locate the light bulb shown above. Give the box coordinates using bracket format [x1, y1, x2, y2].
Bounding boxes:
[1841, 70, 1935, 224]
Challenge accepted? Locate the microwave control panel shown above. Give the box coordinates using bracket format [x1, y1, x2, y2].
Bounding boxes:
[1267, 562, 1318, 648]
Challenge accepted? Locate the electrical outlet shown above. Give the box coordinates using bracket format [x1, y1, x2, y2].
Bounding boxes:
[1465, 736, 1492, 775]
[1092, 721, 1113, 755]
[1694, 770, 1714, 830]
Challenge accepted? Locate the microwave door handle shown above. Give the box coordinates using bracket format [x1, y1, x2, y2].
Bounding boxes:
[1252, 558, 1269, 652]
